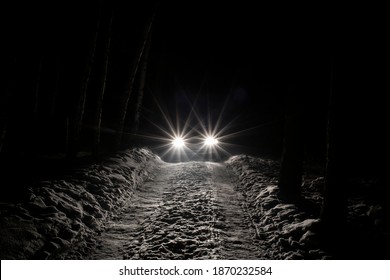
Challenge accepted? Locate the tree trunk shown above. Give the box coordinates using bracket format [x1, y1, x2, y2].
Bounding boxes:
[50, 59, 60, 118]
[278, 84, 304, 201]
[0, 58, 16, 155]
[131, 31, 152, 135]
[92, 10, 113, 157]
[115, 10, 155, 149]
[28, 59, 43, 155]
[33, 59, 43, 121]
[0, 119, 7, 154]
[67, 2, 102, 159]
[65, 117, 70, 153]
[320, 61, 347, 238]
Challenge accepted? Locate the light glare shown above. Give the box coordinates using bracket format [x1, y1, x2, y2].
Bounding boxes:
[204, 136, 218, 146]
[172, 137, 185, 148]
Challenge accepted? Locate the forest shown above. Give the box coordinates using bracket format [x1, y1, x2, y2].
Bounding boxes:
[0, 1, 388, 259]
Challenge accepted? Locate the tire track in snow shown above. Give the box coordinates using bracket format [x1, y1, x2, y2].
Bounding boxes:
[86, 162, 171, 259]
[208, 162, 261, 259]
[89, 161, 261, 259]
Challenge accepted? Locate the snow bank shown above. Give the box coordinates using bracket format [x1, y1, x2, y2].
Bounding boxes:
[0, 148, 161, 259]
[226, 155, 330, 259]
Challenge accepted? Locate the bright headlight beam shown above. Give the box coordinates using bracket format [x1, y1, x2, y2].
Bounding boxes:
[204, 136, 218, 146]
[172, 137, 185, 148]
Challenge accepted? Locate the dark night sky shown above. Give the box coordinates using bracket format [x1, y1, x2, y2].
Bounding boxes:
[144, 2, 334, 156]
[148, 6, 324, 112]
[2, 1, 388, 176]
[145, 2, 387, 175]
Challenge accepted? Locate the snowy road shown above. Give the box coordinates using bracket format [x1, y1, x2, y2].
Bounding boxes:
[0, 149, 364, 260]
[88, 161, 261, 259]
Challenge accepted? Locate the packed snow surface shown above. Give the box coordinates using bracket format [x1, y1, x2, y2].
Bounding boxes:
[84, 161, 261, 259]
[2, 149, 386, 259]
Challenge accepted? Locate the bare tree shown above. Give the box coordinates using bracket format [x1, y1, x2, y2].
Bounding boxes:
[320, 61, 347, 236]
[115, 9, 156, 149]
[33, 59, 43, 122]
[0, 58, 16, 154]
[92, 10, 113, 157]
[27, 58, 43, 155]
[50, 58, 60, 119]
[67, 1, 102, 159]
[131, 31, 152, 135]
[278, 84, 304, 201]
[0, 120, 7, 154]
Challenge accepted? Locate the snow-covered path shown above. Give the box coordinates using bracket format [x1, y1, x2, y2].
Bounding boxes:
[1, 148, 380, 260]
[87, 161, 261, 259]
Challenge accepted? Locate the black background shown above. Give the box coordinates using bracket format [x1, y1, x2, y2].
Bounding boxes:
[1, 1, 388, 179]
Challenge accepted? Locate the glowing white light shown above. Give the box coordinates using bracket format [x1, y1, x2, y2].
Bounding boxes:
[172, 137, 185, 148]
[204, 136, 218, 146]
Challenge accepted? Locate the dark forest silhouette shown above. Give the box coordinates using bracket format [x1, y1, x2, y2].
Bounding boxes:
[0, 1, 387, 259]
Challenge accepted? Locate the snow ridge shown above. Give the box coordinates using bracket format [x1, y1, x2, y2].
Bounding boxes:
[226, 155, 330, 259]
[0, 148, 161, 259]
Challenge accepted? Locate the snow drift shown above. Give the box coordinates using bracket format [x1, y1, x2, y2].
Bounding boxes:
[226, 155, 330, 259]
[0, 148, 161, 259]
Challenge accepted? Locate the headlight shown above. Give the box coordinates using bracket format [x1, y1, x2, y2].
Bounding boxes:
[204, 136, 218, 146]
[172, 137, 185, 148]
